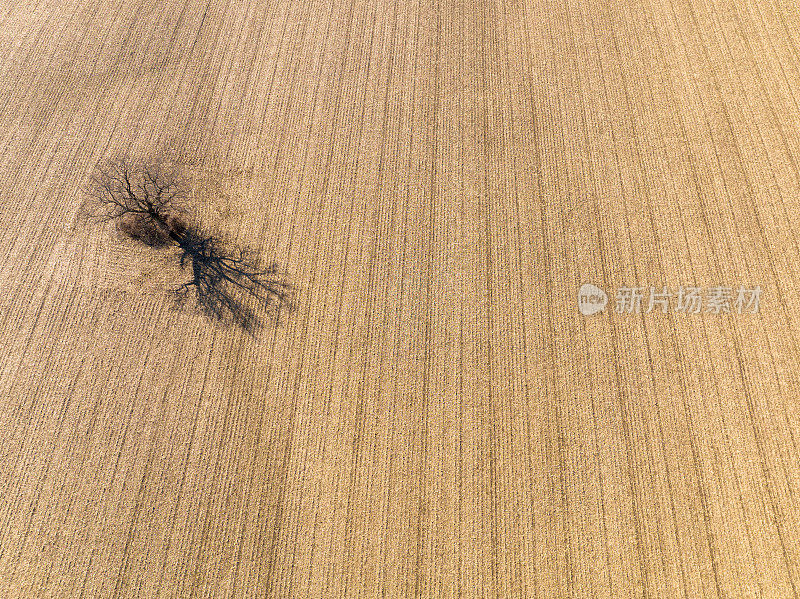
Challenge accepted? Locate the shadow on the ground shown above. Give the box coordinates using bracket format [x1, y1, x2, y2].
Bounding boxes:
[83, 157, 294, 333]
[172, 229, 294, 334]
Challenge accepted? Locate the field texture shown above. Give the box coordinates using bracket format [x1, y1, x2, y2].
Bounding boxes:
[1, 0, 800, 596]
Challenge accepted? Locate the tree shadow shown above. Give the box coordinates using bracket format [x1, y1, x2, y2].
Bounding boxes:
[84, 157, 294, 333]
[171, 228, 294, 334]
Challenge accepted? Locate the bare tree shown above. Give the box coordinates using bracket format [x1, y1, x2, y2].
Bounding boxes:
[87, 158, 187, 246]
[86, 158, 293, 331]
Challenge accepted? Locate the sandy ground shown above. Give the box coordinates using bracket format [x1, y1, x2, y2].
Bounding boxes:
[0, 0, 799, 596]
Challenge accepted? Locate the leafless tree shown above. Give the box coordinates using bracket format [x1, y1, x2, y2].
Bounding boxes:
[86, 158, 187, 246]
[87, 158, 293, 331]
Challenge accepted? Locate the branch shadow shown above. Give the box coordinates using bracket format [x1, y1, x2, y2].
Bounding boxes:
[171, 228, 294, 334]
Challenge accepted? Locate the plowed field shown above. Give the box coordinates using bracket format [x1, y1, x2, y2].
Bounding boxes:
[1, 0, 799, 596]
